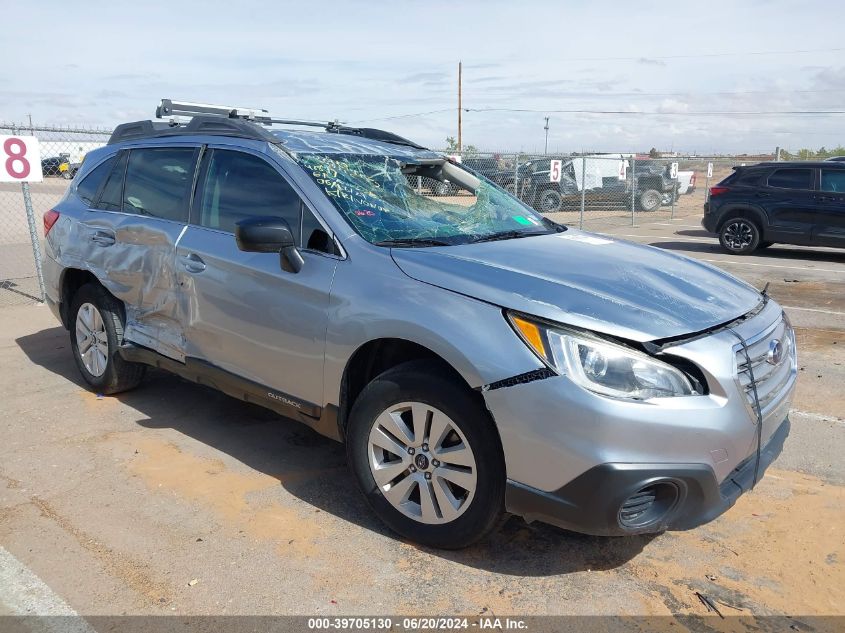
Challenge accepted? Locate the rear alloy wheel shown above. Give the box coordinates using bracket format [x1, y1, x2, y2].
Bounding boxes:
[719, 218, 760, 254]
[537, 189, 563, 213]
[70, 283, 146, 394]
[347, 360, 505, 549]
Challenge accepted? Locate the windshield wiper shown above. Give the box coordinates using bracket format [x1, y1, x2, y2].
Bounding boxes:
[470, 230, 551, 244]
[374, 237, 452, 248]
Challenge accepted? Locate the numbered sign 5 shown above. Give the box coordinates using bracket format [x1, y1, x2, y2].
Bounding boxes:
[707, 162, 713, 178]
[0, 136, 43, 182]
[549, 159, 562, 183]
[669, 162, 679, 179]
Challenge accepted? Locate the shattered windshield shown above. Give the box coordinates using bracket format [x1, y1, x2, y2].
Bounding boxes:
[296, 153, 561, 246]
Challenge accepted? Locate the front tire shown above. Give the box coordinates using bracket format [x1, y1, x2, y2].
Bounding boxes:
[347, 360, 505, 549]
[719, 217, 761, 254]
[70, 283, 146, 394]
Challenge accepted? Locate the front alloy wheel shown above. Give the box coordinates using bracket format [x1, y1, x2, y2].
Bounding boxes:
[368, 402, 477, 524]
[347, 360, 505, 548]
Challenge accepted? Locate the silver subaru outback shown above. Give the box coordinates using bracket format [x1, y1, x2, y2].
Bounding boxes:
[42, 100, 796, 549]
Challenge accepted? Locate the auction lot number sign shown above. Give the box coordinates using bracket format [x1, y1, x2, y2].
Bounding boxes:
[0, 135, 43, 182]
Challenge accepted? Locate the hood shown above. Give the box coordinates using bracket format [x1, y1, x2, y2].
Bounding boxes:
[390, 231, 762, 342]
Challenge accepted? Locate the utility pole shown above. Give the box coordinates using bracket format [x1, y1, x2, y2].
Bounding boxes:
[457, 61, 463, 153]
[543, 117, 550, 155]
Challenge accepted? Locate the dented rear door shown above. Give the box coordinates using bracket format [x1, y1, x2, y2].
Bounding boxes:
[74, 145, 200, 361]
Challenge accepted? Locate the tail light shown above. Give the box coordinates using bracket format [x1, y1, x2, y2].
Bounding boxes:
[709, 186, 730, 197]
[43, 209, 60, 236]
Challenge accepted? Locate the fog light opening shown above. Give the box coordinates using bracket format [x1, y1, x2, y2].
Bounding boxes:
[618, 482, 679, 529]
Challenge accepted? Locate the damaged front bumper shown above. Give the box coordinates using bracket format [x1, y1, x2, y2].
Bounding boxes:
[482, 298, 794, 536]
[505, 417, 789, 536]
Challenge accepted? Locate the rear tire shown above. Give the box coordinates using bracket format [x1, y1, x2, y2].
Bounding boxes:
[69, 283, 146, 394]
[638, 189, 662, 212]
[346, 360, 505, 549]
[537, 189, 563, 213]
[719, 217, 761, 255]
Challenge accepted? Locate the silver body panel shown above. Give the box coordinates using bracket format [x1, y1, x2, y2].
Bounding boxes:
[44, 131, 796, 507]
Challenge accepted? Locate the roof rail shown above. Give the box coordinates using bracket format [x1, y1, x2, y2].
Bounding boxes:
[108, 116, 279, 145]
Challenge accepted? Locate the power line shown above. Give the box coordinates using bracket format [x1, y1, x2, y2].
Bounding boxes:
[350, 108, 453, 124]
[351, 104, 845, 124]
[464, 107, 845, 116]
[552, 46, 845, 62]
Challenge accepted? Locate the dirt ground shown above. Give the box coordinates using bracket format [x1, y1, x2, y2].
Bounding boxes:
[0, 217, 843, 623]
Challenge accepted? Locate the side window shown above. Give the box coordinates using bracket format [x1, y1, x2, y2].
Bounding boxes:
[820, 170, 845, 193]
[96, 151, 128, 212]
[123, 147, 198, 221]
[76, 156, 116, 206]
[197, 150, 302, 241]
[301, 207, 333, 253]
[767, 168, 813, 190]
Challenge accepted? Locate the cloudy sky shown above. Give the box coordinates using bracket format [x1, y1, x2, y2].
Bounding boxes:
[2, 0, 843, 154]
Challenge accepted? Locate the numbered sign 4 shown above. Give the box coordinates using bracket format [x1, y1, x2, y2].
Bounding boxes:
[549, 159, 562, 183]
[0, 136, 44, 182]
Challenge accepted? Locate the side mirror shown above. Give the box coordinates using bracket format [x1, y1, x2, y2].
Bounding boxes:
[235, 217, 304, 273]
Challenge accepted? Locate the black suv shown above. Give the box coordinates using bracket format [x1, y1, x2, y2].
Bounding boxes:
[703, 161, 845, 254]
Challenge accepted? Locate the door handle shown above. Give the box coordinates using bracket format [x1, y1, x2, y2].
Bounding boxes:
[91, 230, 115, 246]
[180, 253, 206, 273]
[816, 195, 833, 202]
[755, 192, 771, 198]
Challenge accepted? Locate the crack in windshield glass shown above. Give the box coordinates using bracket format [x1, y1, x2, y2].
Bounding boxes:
[297, 153, 561, 246]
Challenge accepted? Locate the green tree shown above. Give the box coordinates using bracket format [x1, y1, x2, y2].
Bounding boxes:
[444, 136, 478, 157]
[648, 147, 660, 158]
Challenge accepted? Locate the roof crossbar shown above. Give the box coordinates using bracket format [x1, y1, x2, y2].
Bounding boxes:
[156, 99, 332, 129]
[107, 98, 430, 149]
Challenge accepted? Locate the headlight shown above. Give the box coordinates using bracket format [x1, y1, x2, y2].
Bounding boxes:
[508, 313, 698, 400]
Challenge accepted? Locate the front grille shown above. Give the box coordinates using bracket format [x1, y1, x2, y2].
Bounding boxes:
[734, 314, 797, 420]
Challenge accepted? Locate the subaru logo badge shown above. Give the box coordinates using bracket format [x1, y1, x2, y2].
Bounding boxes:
[767, 339, 783, 365]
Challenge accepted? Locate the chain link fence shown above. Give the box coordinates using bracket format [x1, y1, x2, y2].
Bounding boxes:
[0, 121, 763, 307]
[441, 151, 750, 232]
[0, 123, 111, 306]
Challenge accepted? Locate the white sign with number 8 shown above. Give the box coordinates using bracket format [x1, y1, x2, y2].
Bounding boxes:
[549, 159, 562, 182]
[0, 135, 43, 182]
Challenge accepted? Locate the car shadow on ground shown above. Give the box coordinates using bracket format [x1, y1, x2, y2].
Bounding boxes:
[658, 234, 845, 263]
[17, 325, 656, 577]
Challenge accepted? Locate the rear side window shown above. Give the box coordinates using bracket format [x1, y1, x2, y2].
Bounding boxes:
[196, 149, 302, 239]
[76, 156, 116, 206]
[721, 169, 762, 186]
[96, 151, 128, 212]
[123, 148, 198, 222]
[767, 168, 813, 190]
[821, 170, 845, 192]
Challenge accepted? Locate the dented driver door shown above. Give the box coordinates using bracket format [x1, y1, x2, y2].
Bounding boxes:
[175, 145, 337, 411]
[74, 145, 200, 361]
